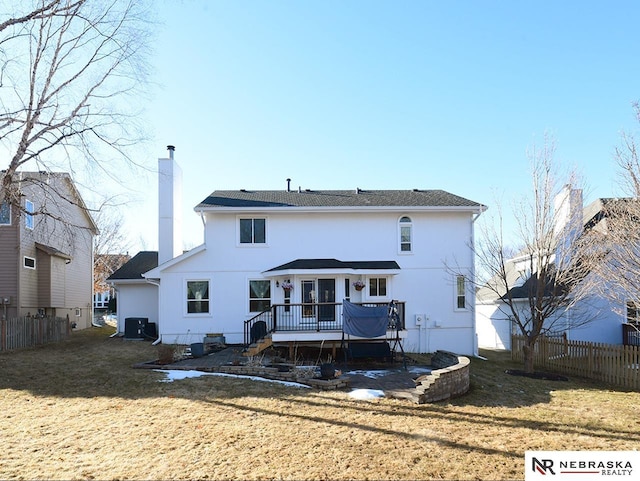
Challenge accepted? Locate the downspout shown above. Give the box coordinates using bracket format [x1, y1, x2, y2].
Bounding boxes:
[471, 211, 482, 357]
[109, 283, 121, 338]
[143, 276, 162, 345]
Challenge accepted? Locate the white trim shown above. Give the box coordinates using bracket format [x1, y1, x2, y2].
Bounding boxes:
[364, 276, 390, 300]
[23, 256, 36, 269]
[198, 205, 486, 215]
[143, 244, 206, 278]
[454, 274, 467, 311]
[184, 278, 212, 317]
[237, 216, 268, 247]
[398, 215, 413, 254]
[248, 278, 272, 314]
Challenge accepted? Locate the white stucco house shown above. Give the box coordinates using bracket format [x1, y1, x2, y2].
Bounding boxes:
[111, 147, 487, 355]
[476, 186, 635, 350]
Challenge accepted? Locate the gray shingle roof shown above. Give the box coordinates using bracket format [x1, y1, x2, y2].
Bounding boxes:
[196, 189, 485, 210]
[265, 259, 401, 272]
[107, 251, 158, 281]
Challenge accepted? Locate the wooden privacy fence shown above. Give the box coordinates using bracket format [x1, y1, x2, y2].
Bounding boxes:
[512, 334, 640, 390]
[0, 316, 71, 351]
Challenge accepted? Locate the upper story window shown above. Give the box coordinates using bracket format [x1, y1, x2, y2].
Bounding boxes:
[25, 200, 34, 230]
[0, 202, 10, 225]
[399, 216, 412, 252]
[369, 277, 387, 297]
[186, 280, 210, 314]
[24, 256, 36, 269]
[239, 218, 266, 244]
[455, 275, 467, 310]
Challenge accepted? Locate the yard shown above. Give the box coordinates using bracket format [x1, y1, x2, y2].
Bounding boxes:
[0, 328, 638, 480]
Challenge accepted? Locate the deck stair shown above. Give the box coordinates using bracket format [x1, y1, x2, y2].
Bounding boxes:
[243, 334, 273, 357]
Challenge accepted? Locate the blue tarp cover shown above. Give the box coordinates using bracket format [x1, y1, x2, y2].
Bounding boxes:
[342, 300, 388, 338]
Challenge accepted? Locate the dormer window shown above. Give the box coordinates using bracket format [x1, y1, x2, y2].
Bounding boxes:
[399, 216, 412, 252]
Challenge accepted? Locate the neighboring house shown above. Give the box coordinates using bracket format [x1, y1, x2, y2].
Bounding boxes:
[476, 187, 632, 350]
[93, 253, 131, 311]
[112, 147, 487, 355]
[0, 171, 97, 328]
[107, 251, 158, 332]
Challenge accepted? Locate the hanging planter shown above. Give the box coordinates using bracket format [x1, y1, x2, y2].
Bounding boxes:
[352, 280, 365, 291]
[281, 281, 294, 291]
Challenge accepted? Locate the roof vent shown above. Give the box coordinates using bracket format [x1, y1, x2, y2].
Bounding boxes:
[355, 187, 361, 194]
[240, 188, 246, 192]
[286, 178, 291, 192]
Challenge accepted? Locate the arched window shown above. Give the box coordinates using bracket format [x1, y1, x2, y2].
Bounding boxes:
[399, 216, 412, 252]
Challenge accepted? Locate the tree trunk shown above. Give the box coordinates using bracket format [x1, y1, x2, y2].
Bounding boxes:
[523, 342, 535, 373]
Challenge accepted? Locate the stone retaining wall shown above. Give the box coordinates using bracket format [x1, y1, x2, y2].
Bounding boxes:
[414, 350, 470, 403]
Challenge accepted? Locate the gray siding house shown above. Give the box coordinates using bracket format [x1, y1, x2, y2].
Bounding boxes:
[0, 172, 97, 328]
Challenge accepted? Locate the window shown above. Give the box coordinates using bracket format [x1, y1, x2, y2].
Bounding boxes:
[284, 286, 291, 312]
[24, 256, 36, 269]
[301, 280, 316, 317]
[75, 308, 81, 317]
[249, 280, 271, 312]
[368, 277, 387, 297]
[25, 200, 34, 230]
[344, 278, 351, 301]
[0, 202, 10, 225]
[186, 280, 209, 314]
[627, 302, 640, 324]
[240, 218, 266, 244]
[456, 275, 466, 309]
[399, 216, 412, 252]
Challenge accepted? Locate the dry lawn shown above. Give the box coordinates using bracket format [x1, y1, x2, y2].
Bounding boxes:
[0, 328, 638, 480]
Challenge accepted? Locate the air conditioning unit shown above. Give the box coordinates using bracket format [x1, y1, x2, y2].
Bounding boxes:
[124, 317, 148, 340]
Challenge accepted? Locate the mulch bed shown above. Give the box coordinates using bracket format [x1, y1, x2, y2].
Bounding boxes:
[505, 369, 569, 381]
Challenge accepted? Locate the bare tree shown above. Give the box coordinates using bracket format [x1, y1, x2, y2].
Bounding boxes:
[584, 103, 640, 316]
[93, 207, 130, 293]
[475, 138, 595, 373]
[0, 0, 150, 223]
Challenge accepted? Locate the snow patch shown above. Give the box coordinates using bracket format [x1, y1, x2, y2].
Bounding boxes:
[154, 369, 311, 388]
[349, 389, 385, 400]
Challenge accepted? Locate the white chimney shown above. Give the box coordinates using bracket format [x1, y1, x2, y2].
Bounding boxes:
[158, 145, 183, 265]
[554, 184, 583, 267]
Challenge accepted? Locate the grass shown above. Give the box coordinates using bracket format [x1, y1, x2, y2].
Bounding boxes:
[0, 328, 638, 480]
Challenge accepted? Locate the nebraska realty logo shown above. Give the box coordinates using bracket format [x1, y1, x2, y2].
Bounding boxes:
[525, 451, 638, 481]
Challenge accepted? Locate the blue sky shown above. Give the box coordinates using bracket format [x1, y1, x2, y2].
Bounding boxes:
[122, 0, 640, 251]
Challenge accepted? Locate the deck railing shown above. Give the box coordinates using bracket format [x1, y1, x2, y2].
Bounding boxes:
[623, 323, 640, 346]
[244, 301, 405, 346]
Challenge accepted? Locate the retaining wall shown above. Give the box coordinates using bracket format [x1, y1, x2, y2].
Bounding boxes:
[414, 350, 470, 403]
